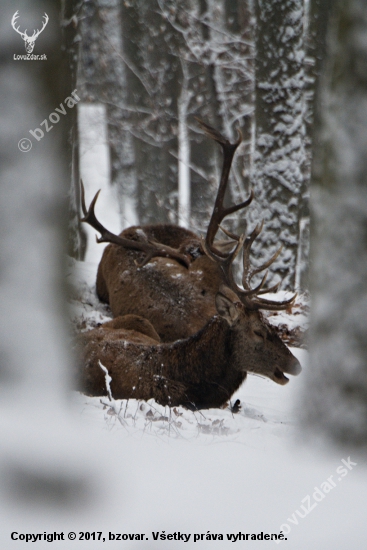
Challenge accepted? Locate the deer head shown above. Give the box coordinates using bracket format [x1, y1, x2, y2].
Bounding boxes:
[11, 11, 49, 54]
[214, 285, 301, 386]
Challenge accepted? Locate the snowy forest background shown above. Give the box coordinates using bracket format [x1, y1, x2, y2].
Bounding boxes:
[1, 0, 367, 548]
[69, 0, 310, 290]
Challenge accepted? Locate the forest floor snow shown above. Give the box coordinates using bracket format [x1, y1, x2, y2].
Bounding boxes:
[59, 257, 367, 550]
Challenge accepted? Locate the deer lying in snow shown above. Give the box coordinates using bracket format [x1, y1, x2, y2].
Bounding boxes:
[77, 121, 301, 409]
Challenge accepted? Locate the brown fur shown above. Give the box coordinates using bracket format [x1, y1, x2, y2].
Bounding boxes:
[77, 293, 301, 409]
[101, 314, 161, 342]
[96, 225, 225, 342]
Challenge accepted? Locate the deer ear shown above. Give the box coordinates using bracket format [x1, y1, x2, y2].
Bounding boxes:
[215, 292, 240, 326]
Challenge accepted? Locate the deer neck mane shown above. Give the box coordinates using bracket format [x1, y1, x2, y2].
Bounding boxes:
[170, 315, 230, 351]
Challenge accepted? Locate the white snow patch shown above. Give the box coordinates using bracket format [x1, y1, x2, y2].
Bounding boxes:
[55, 258, 367, 550]
[78, 103, 121, 264]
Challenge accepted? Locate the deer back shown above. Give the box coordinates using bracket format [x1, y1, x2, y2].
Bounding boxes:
[96, 224, 224, 342]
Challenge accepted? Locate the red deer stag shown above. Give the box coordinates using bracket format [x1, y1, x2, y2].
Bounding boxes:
[77, 121, 301, 409]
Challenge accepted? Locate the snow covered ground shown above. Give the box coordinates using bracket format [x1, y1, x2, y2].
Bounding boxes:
[61, 257, 367, 549]
[2, 258, 365, 550]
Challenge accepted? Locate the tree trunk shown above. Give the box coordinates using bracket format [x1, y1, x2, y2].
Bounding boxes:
[177, 60, 193, 227]
[99, 0, 139, 228]
[62, 0, 86, 259]
[0, 0, 94, 513]
[251, 0, 306, 290]
[304, 0, 367, 447]
[77, 0, 139, 229]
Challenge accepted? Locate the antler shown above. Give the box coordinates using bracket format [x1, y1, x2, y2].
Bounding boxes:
[11, 11, 26, 39]
[196, 118, 254, 257]
[32, 13, 49, 40]
[197, 120, 296, 312]
[238, 224, 296, 310]
[80, 181, 190, 268]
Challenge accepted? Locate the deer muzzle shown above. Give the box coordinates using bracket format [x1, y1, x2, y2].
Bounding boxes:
[273, 356, 302, 385]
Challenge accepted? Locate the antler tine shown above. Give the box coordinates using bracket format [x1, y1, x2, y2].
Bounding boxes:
[79, 180, 190, 268]
[218, 225, 240, 242]
[216, 224, 276, 298]
[80, 180, 105, 235]
[252, 293, 298, 311]
[238, 220, 297, 308]
[80, 178, 88, 217]
[241, 220, 264, 288]
[201, 232, 245, 266]
[239, 224, 297, 308]
[248, 245, 283, 282]
[196, 118, 253, 256]
[240, 271, 268, 297]
[256, 280, 281, 295]
[201, 232, 246, 293]
[195, 118, 241, 147]
[221, 188, 255, 218]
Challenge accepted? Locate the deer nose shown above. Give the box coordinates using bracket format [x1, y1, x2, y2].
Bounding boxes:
[286, 356, 302, 376]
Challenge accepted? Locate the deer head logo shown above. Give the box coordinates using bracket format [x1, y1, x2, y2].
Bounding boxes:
[11, 11, 49, 54]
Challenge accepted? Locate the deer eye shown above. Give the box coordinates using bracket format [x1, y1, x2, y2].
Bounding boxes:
[254, 330, 264, 340]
